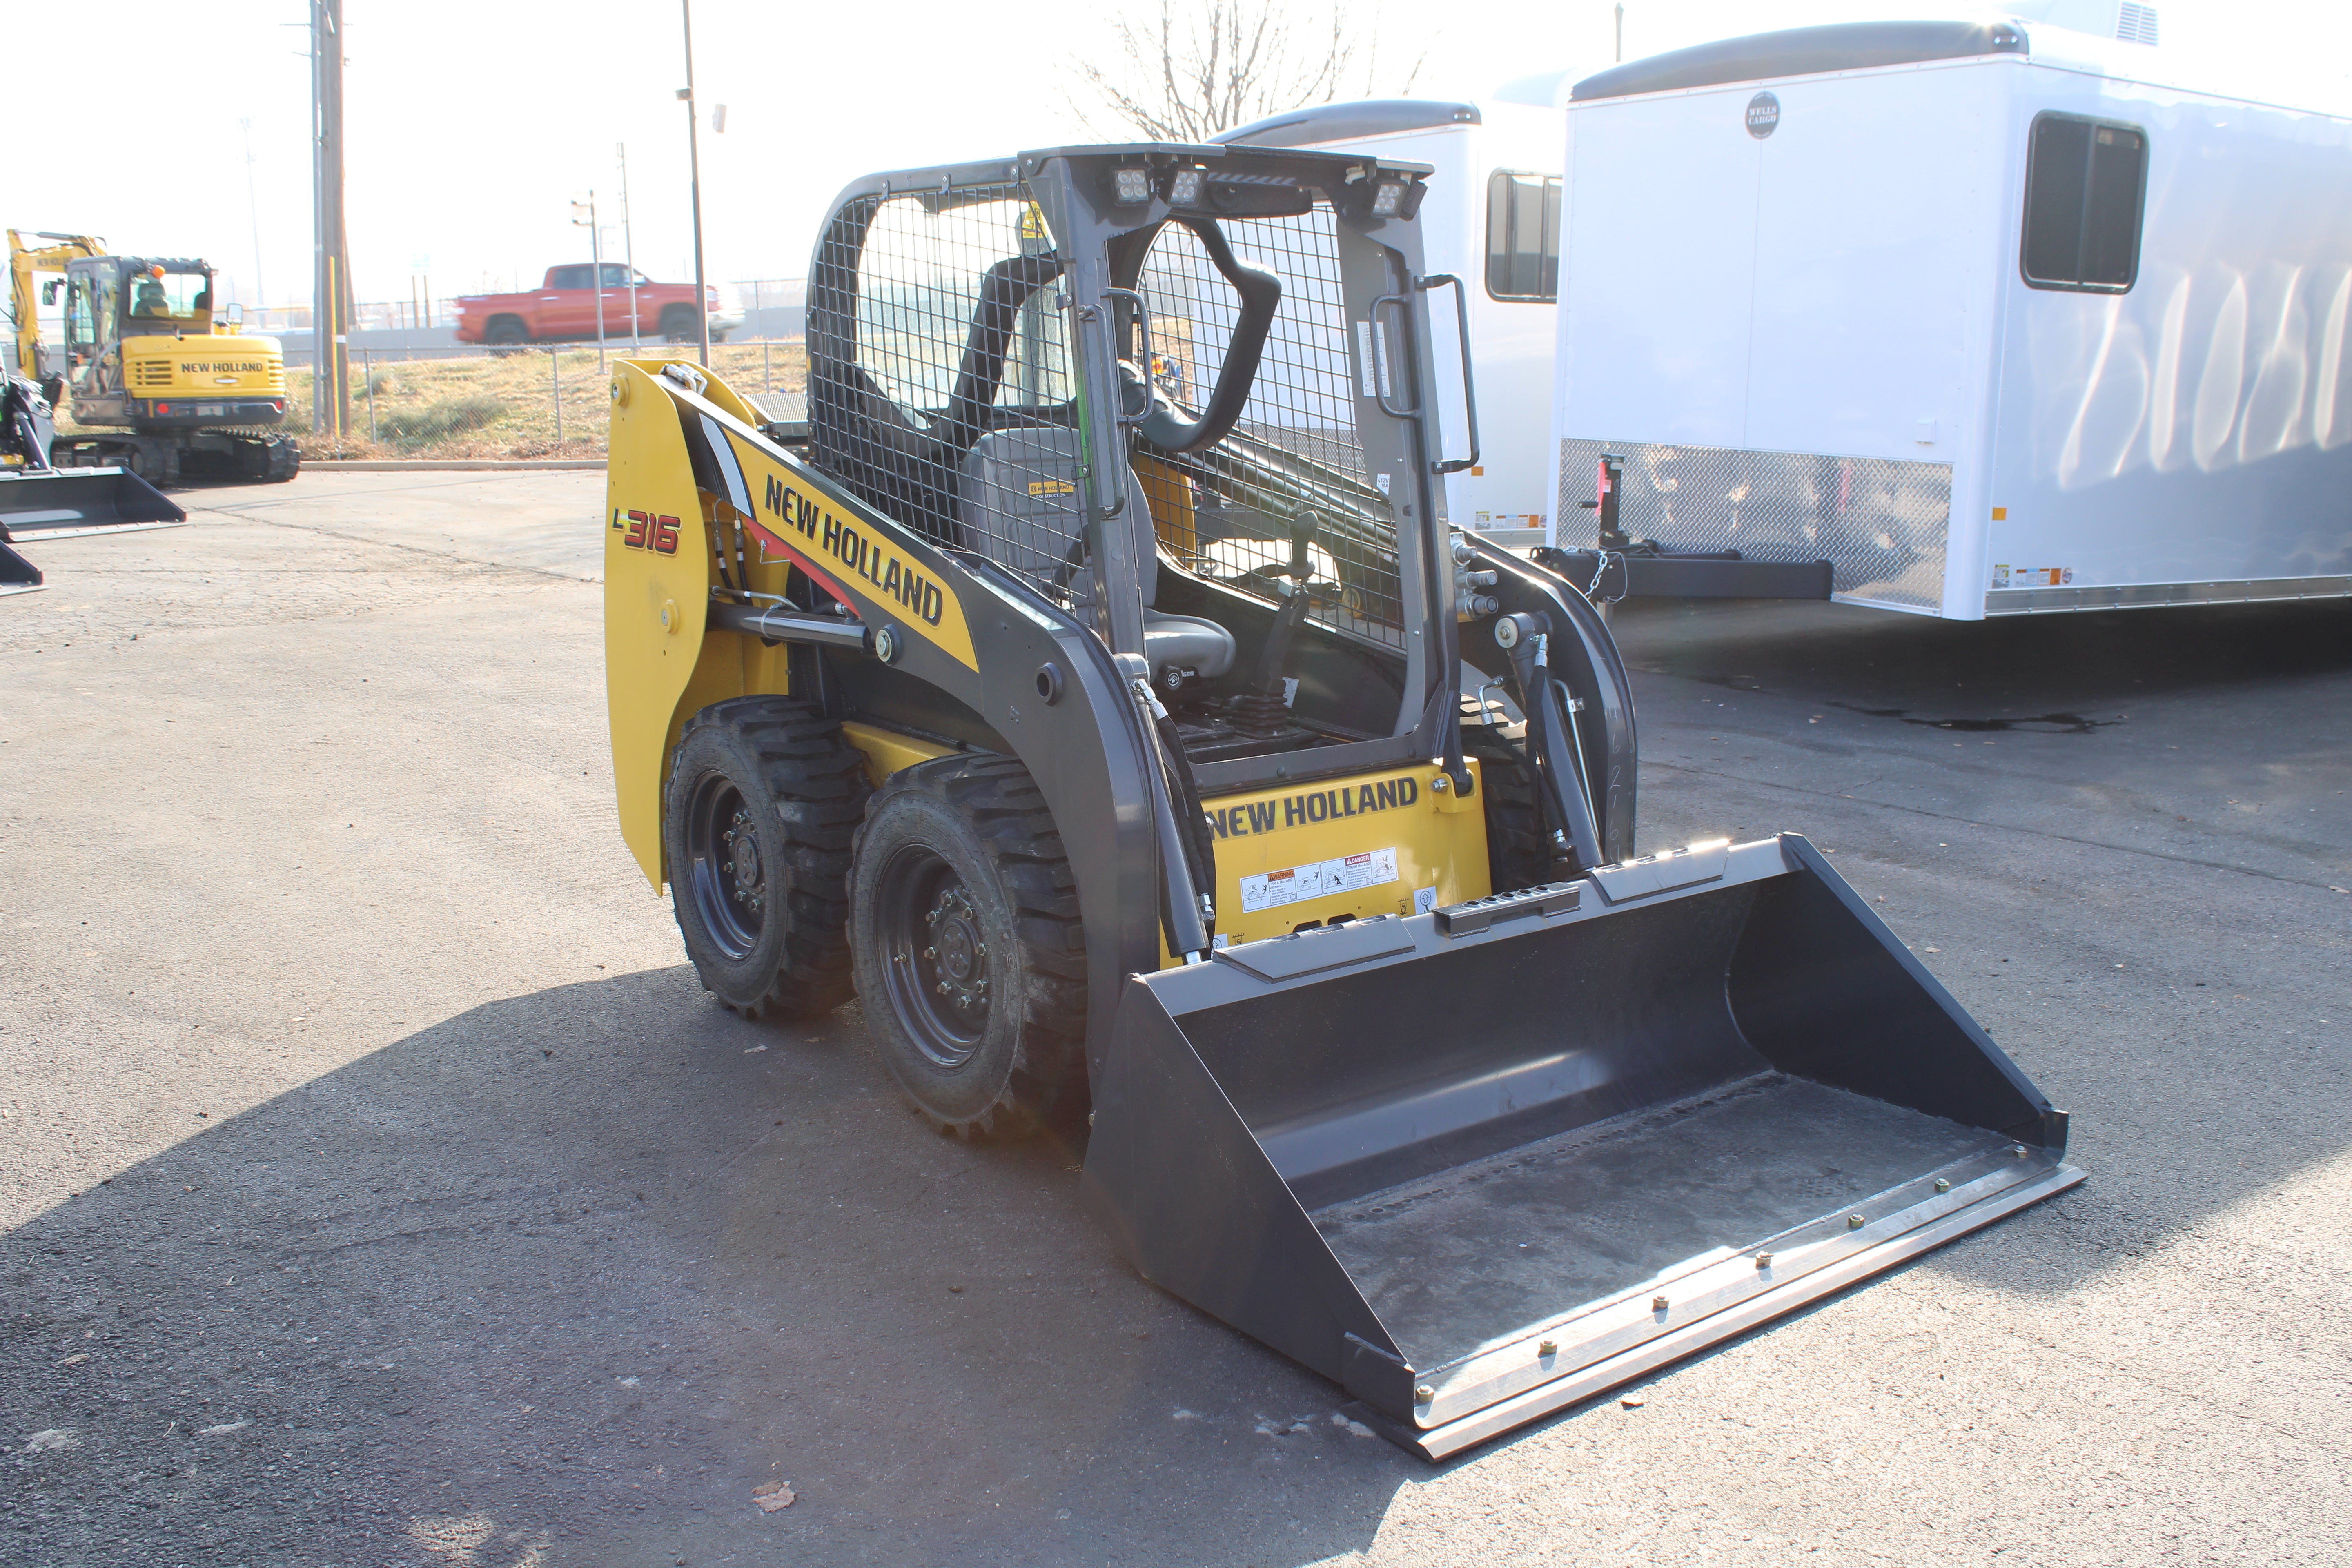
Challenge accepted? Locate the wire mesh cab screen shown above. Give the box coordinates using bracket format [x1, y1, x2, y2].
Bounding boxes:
[806, 167, 1405, 650]
[1136, 212, 1404, 647]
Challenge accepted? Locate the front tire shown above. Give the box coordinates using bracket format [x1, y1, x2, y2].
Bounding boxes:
[1461, 697, 1556, 893]
[664, 699, 871, 1020]
[850, 755, 1086, 1139]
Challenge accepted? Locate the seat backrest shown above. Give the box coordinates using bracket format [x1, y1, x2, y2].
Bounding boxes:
[960, 427, 1162, 606]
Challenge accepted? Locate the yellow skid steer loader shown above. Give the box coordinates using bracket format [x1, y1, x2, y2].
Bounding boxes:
[604, 142, 2080, 1458]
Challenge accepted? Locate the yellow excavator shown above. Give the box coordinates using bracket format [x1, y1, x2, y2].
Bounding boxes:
[8, 229, 298, 485]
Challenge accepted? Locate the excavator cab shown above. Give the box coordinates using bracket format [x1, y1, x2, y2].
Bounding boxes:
[57, 256, 218, 425]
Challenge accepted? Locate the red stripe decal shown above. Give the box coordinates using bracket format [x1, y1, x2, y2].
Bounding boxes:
[736, 512, 856, 607]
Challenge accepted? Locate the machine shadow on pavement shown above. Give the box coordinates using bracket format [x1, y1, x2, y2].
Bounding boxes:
[7, 966, 1443, 1566]
[11, 912, 2346, 1563]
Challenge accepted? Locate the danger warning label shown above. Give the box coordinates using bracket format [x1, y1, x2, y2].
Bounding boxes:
[1238, 847, 1399, 915]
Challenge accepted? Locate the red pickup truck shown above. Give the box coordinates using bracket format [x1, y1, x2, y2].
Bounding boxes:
[453, 265, 741, 346]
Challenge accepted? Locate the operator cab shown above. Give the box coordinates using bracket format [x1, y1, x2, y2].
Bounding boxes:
[806, 153, 1446, 768]
[55, 257, 214, 411]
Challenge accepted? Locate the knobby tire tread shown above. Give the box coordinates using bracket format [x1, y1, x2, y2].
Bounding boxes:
[673, 697, 871, 1020]
[1461, 697, 1556, 893]
[855, 753, 1088, 1139]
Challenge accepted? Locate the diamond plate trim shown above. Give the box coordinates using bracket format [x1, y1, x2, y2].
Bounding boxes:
[1557, 439, 1951, 611]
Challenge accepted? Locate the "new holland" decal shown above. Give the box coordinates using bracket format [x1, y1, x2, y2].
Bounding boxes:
[690, 405, 978, 670]
[1208, 774, 1419, 840]
[759, 472, 945, 628]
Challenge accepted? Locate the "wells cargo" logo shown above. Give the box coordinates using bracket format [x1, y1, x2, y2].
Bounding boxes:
[1207, 774, 1419, 840]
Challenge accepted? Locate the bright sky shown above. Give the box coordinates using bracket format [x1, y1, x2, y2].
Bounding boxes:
[16, 0, 2348, 310]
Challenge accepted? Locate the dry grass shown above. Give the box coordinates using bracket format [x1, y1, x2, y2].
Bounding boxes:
[67, 340, 808, 461]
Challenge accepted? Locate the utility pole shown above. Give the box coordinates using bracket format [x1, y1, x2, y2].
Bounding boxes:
[310, 0, 350, 435]
[239, 117, 266, 308]
[309, 5, 325, 431]
[679, 0, 711, 367]
[1615, 3, 1624, 63]
[619, 143, 641, 352]
[573, 192, 606, 369]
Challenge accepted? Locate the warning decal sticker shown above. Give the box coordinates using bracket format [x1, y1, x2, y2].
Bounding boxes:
[1239, 848, 1399, 915]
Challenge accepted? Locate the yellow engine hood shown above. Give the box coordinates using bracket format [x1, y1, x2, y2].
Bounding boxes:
[122, 334, 287, 395]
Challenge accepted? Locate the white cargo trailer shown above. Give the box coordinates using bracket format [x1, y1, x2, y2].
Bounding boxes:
[1542, 15, 2352, 616]
[1214, 100, 1565, 547]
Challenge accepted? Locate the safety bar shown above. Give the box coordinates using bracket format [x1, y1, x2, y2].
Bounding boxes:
[1419, 274, 1481, 476]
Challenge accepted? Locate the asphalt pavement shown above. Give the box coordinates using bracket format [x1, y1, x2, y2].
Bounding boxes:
[3, 472, 2347, 1566]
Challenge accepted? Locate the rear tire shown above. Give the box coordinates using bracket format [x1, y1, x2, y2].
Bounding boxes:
[1461, 697, 1557, 893]
[664, 698, 871, 1020]
[484, 318, 529, 348]
[658, 305, 701, 344]
[849, 755, 1087, 1140]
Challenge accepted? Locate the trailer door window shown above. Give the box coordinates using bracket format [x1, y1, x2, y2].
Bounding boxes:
[2021, 114, 2147, 292]
[1486, 171, 1561, 302]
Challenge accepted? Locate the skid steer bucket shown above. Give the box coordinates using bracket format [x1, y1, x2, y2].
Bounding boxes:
[1084, 834, 2079, 1459]
[0, 467, 185, 595]
[0, 466, 185, 539]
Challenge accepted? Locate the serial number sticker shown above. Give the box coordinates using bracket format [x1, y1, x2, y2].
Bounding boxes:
[1027, 478, 1076, 497]
[1239, 847, 1398, 915]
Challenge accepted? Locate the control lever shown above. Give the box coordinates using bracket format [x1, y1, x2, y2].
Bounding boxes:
[1231, 508, 1321, 736]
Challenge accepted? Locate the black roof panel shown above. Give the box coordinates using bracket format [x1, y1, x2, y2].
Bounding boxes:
[1570, 20, 2026, 102]
[1213, 100, 1481, 148]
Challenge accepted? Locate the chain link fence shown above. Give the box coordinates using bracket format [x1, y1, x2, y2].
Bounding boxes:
[276, 337, 806, 459]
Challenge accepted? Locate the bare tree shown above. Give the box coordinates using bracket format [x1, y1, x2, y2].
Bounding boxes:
[1076, 0, 1425, 143]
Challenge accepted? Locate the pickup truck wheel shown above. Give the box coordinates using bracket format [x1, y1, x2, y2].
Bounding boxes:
[658, 306, 700, 343]
[484, 317, 528, 352]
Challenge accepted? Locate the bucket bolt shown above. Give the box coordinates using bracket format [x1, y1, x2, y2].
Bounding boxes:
[1847, 1214, 1867, 1230]
[1414, 1385, 1434, 1404]
[2009, 1144, 2031, 1158]
[1755, 1252, 1773, 1270]
[1935, 1178, 1951, 1193]
[1652, 1296, 1669, 1312]
[1537, 1339, 1557, 1358]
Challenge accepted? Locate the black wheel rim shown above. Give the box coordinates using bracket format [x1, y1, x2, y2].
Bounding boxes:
[875, 844, 991, 1069]
[685, 771, 766, 960]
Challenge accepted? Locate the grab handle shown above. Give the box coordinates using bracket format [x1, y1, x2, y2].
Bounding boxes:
[1419, 273, 1481, 476]
[1368, 294, 1417, 417]
[1102, 287, 1153, 429]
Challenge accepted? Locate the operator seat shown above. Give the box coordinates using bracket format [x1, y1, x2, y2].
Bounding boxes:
[958, 426, 1235, 686]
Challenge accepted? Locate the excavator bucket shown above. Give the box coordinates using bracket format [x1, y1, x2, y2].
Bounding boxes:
[1084, 833, 2080, 1459]
[0, 466, 185, 594]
